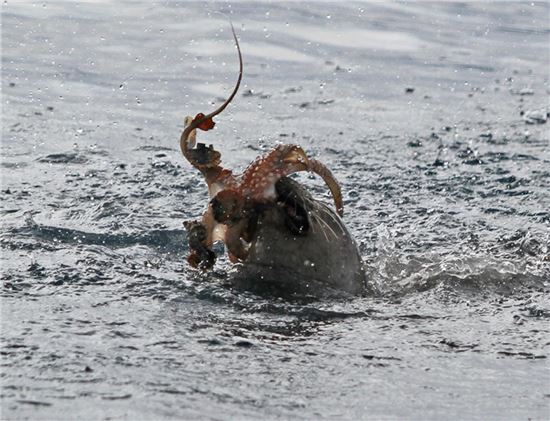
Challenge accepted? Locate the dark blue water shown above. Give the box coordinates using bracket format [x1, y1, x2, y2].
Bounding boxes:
[2, 2, 549, 419]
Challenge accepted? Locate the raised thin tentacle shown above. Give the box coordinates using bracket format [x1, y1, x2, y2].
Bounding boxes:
[308, 158, 343, 217]
[180, 24, 243, 271]
[180, 24, 243, 154]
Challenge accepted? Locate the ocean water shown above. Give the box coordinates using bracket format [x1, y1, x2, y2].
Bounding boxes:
[1, 2, 549, 419]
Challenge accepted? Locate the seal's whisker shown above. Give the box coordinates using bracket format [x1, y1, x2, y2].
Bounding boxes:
[316, 204, 347, 235]
[318, 215, 340, 241]
[311, 213, 334, 242]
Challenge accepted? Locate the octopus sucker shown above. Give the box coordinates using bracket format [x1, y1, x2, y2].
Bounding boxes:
[179, 26, 366, 295]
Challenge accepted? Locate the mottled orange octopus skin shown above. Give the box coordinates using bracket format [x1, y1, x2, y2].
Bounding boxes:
[179, 26, 344, 270]
[182, 138, 343, 268]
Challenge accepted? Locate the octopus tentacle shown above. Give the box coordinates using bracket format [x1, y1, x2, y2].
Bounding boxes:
[179, 25, 244, 270]
[224, 220, 250, 262]
[307, 158, 344, 217]
[179, 24, 242, 194]
[239, 145, 343, 217]
[240, 145, 309, 200]
[180, 24, 242, 154]
[183, 219, 217, 270]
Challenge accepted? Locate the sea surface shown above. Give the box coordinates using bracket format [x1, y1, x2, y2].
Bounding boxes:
[1, 2, 549, 420]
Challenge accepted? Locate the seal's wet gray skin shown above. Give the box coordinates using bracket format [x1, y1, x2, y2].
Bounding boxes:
[236, 178, 366, 296]
[1, 2, 549, 420]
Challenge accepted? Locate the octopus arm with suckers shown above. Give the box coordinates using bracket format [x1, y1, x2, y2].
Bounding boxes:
[179, 24, 366, 295]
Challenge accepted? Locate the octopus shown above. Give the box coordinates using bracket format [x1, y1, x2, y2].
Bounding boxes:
[180, 26, 366, 295]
